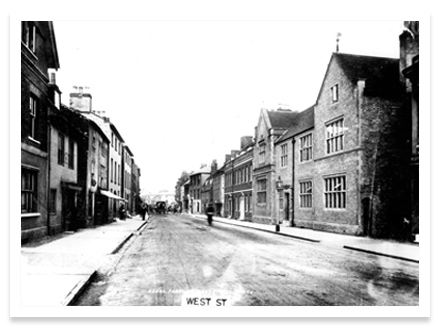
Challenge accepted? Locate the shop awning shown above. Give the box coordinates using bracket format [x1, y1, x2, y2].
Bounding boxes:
[100, 190, 127, 202]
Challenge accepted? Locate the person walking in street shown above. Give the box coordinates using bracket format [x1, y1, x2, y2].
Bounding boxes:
[141, 203, 148, 221]
[206, 203, 215, 226]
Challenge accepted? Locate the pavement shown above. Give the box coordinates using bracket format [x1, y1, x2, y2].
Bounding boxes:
[19, 213, 419, 307]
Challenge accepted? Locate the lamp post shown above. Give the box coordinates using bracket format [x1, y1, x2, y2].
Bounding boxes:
[275, 176, 283, 232]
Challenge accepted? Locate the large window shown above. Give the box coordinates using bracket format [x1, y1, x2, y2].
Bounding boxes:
[22, 22, 36, 53]
[280, 144, 288, 167]
[259, 143, 266, 164]
[326, 118, 344, 154]
[324, 175, 346, 209]
[300, 134, 313, 162]
[29, 95, 38, 140]
[58, 133, 65, 165]
[257, 178, 267, 205]
[68, 139, 74, 169]
[299, 181, 313, 208]
[21, 168, 37, 213]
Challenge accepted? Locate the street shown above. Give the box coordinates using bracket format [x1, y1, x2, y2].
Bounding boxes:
[73, 213, 419, 306]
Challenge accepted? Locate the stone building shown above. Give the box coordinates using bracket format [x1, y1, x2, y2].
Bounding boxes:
[400, 21, 419, 241]
[252, 109, 299, 225]
[21, 21, 60, 243]
[274, 105, 314, 227]
[297, 52, 409, 239]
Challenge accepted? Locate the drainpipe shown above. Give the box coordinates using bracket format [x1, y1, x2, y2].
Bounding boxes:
[47, 123, 52, 236]
[291, 138, 295, 227]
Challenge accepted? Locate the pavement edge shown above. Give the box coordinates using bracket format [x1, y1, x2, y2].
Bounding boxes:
[64, 219, 150, 306]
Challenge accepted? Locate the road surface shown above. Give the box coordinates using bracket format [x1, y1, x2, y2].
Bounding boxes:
[73, 213, 419, 306]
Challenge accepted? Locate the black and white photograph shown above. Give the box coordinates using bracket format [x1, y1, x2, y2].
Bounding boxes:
[8, 0, 434, 321]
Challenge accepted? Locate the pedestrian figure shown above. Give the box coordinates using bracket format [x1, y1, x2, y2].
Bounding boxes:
[206, 203, 215, 226]
[141, 203, 147, 221]
[119, 203, 126, 220]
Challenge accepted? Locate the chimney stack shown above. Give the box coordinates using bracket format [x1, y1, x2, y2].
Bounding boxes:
[70, 85, 92, 112]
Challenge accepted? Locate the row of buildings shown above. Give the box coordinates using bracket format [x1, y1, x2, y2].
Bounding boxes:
[177, 21, 419, 241]
[21, 21, 142, 243]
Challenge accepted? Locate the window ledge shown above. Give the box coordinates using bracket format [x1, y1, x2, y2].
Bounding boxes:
[27, 136, 41, 145]
[21, 212, 41, 219]
[22, 42, 38, 60]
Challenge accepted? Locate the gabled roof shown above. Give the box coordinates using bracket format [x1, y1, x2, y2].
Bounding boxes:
[43, 21, 60, 70]
[275, 105, 315, 144]
[266, 109, 299, 130]
[88, 119, 110, 144]
[316, 52, 402, 102]
[124, 145, 134, 157]
[110, 123, 125, 143]
[190, 165, 211, 176]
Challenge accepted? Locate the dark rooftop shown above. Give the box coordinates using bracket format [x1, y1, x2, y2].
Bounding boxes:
[334, 52, 403, 97]
[267, 109, 299, 129]
[275, 105, 315, 143]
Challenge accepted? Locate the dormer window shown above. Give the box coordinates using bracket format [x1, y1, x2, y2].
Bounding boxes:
[331, 84, 339, 103]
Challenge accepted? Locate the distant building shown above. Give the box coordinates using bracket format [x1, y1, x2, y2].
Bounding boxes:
[181, 180, 190, 212]
[188, 166, 211, 214]
[122, 145, 134, 214]
[21, 21, 60, 243]
[212, 164, 225, 217]
[224, 137, 254, 221]
[131, 161, 141, 214]
[201, 174, 213, 213]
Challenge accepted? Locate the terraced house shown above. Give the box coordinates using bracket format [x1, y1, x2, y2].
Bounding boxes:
[224, 136, 254, 221]
[252, 109, 299, 225]
[21, 21, 60, 243]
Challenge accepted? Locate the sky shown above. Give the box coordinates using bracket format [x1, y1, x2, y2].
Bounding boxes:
[52, 20, 404, 194]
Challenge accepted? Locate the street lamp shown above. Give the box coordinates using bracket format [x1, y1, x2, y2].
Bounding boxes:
[275, 177, 283, 232]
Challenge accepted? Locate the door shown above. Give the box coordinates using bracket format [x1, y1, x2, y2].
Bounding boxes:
[284, 193, 290, 223]
[239, 196, 245, 220]
[62, 189, 77, 231]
